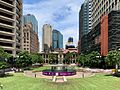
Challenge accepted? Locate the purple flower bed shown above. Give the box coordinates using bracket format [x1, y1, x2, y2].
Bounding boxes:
[42, 70, 76, 76]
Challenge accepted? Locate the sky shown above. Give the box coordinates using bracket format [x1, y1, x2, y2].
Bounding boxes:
[23, 0, 84, 51]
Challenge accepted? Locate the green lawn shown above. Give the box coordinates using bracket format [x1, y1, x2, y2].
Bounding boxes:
[0, 73, 120, 90]
[30, 66, 50, 72]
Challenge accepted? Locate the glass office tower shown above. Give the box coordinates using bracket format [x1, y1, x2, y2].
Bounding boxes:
[52, 30, 63, 49]
[23, 14, 38, 34]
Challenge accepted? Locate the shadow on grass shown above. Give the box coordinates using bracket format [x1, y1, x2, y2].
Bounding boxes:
[104, 74, 113, 76]
[0, 73, 14, 78]
[104, 73, 120, 78]
[44, 79, 74, 86]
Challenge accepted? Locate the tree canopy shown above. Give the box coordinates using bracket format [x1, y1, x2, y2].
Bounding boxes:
[31, 53, 43, 64]
[15, 51, 32, 68]
[105, 50, 120, 69]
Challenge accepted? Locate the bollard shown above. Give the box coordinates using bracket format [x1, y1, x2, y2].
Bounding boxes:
[34, 73, 36, 78]
[82, 72, 84, 78]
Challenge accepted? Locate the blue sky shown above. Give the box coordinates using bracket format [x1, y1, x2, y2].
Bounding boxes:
[23, 0, 84, 51]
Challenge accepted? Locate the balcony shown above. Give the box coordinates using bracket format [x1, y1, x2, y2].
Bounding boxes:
[16, 42, 21, 46]
[16, 10, 22, 17]
[16, 29, 21, 34]
[16, 34, 21, 40]
[0, 31, 14, 36]
[0, 15, 15, 22]
[0, 7, 14, 15]
[17, 0, 22, 5]
[0, 0, 14, 8]
[0, 22, 14, 29]
[0, 46, 14, 50]
[0, 38, 15, 44]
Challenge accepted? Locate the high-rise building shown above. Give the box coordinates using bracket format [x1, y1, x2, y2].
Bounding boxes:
[23, 14, 38, 34]
[90, 0, 120, 55]
[80, 0, 120, 55]
[101, 11, 120, 56]
[23, 23, 39, 53]
[79, 0, 92, 53]
[52, 30, 63, 50]
[22, 14, 39, 53]
[0, 0, 23, 57]
[92, 0, 120, 29]
[42, 24, 52, 52]
[79, 0, 92, 36]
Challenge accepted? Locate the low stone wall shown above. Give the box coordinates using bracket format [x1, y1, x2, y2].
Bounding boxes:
[24, 71, 95, 79]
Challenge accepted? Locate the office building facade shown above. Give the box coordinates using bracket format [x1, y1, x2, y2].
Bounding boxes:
[92, 0, 120, 29]
[89, 0, 120, 55]
[23, 23, 39, 53]
[101, 11, 120, 56]
[42, 24, 52, 52]
[0, 0, 23, 57]
[80, 0, 120, 55]
[81, 10, 120, 56]
[79, 0, 92, 53]
[23, 14, 38, 34]
[52, 30, 63, 50]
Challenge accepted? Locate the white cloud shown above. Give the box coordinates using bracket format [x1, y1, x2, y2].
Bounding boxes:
[23, 0, 84, 51]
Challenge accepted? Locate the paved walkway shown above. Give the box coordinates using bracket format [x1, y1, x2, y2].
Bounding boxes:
[23, 68, 112, 82]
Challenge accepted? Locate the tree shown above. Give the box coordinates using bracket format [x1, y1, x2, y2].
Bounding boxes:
[64, 52, 73, 64]
[49, 53, 57, 64]
[0, 61, 8, 76]
[77, 51, 100, 68]
[105, 50, 120, 69]
[76, 54, 86, 67]
[15, 51, 32, 69]
[86, 51, 100, 68]
[0, 47, 4, 58]
[0, 47, 10, 76]
[0, 47, 11, 59]
[31, 53, 44, 64]
[7, 56, 15, 67]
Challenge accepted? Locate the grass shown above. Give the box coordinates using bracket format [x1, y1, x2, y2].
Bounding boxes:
[30, 66, 50, 72]
[0, 73, 120, 90]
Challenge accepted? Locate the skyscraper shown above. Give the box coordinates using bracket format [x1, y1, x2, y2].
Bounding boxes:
[0, 0, 23, 57]
[23, 23, 39, 53]
[52, 30, 63, 50]
[23, 14, 39, 53]
[91, 0, 120, 29]
[42, 24, 52, 52]
[80, 0, 120, 55]
[23, 14, 38, 34]
[79, 0, 92, 53]
[90, 0, 120, 55]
